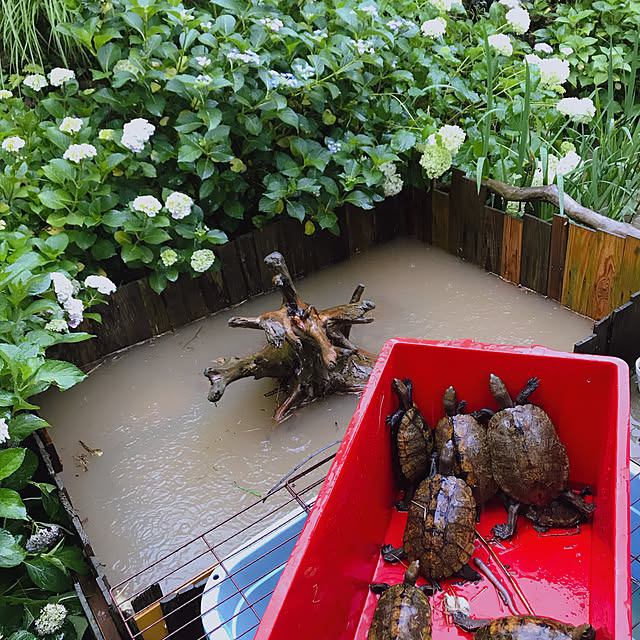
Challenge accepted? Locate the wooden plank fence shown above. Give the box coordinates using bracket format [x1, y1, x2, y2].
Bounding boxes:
[54, 169, 640, 369]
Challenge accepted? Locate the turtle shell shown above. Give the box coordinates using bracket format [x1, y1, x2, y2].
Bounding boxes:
[403, 474, 476, 580]
[434, 414, 497, 507]
[473, 615, 594, 639]
[397, 406, 432, 484]
[488, 405, 569, 506]
[368, 580, 432, 640]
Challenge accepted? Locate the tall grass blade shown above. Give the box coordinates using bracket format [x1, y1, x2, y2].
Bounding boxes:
[516, 61, 531, 180]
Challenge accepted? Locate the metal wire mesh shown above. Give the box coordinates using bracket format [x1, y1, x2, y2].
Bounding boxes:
[632, 468, 640, 638]
[110, 446, 339, 640]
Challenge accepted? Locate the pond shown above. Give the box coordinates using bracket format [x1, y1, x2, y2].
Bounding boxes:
[39, 238, 593, 591]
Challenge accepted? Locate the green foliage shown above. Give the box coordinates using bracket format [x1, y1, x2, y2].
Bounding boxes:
[0, 0, 84, 74]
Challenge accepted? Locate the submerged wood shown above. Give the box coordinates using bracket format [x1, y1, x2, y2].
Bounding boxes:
[204, 252, 377, 422]
[484, 178, 640, 240]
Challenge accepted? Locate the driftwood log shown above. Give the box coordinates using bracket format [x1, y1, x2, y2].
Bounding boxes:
[204, 252, 377, 423]
[483, 178, 640, 240]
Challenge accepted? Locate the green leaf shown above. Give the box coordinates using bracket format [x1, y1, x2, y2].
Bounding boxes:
[39, 190, 72, 210]
[391, 130, 416, 153]
[322, 110, 336, 125]
[25, 557, 73, 592]
[344, 190, 374, 209]
[7, 633, 36, 640]
[50, 545, 88, 574]
[278, 108, 299, 129]
[0, 529, 26, 568]
[2, 449, 38, 491]
[92, 238, 117, 260]
[0, 449, 26, 481]
[9, 414, 49, 441]
[215, 14, 236, 34]
[286, 201, 305, 221]
[36, 360, 87, 390]
[102, 210, 128, 227]
[178, 142, 203, 164]
[43, 159, 75, 184]
[148, 272, 167, 294]
[97, 42, 122, 71]
[223, 200, 244, 219]
[43, 233, 69, 256]
[142, 228, 171, 244]
[197, 157, 215, 180]
[0, 488, 27, 519]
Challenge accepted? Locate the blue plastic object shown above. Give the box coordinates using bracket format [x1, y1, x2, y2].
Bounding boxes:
[200, 509, 308, 640]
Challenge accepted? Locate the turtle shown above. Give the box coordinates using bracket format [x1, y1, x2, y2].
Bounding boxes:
[450, 611, 595, 639]
[367, 560, 432, 640]
[482, 374, 594, 540]
[386, 378, 434, 511]
[382, 441, 478, 582]
[433, 385, 498, 512]
[525, 487, 593, 533]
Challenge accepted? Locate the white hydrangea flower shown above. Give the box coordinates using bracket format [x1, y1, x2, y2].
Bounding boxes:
[380, 162, 404, 197]
[427, 0, 452, 11]
[506, 200, 523, 216]
[506, 7, 530, 34]
[132, 195, 162, 216]
[0, 89, 13, 99]
[560, 141, 575, 155]
[0, 417, 9, 444]
[51, 272, 74, 302]
[121, 118, 155, 153]
[195, 56, 211, 67]
[165, 192, 193, 219]
[49, 67, 75, 87]
[23, 74, 48, 91]
[64, 297, 84, 328]
[26, 525, 61, 553]
[260, 17, 284, 31]
[0, 220, 6, 230]
[557, 149, 581, 175]
[488, 34, 513, 57]
[34, 603, 67, 635]
[113, 59, 141, 77]
[98, 129, 114, 141]
[190, 249, 215, 272]
[354, 38, 375, 55]
[560, 46, 573, 56]
[419, 145, 452, 179]
[63, 143, 97, 163]
[525, 53, 542, 67]
[195, 74, 212, 86]
[421, 17, 447, 38]
[538, 57, 570, 91]
[534, 43, 553, 54]
[45, 318, 69, 333]
[2, 136, 26, 153]
[556, 97, 595, 123]
[360, 4, 379, 16]
[436, 124, 466, 155]
[59, 117, 83, 134]
[84, 275, 117, 295]
[160, 248, 178, 267]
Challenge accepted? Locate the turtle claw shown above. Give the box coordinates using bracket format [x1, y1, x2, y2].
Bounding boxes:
[491, 523, 514, 541]
[381, 544, 405, 564]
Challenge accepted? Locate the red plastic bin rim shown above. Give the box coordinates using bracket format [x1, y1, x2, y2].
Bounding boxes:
[257, 337, 631, 640]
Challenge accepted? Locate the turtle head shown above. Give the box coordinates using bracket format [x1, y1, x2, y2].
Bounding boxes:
[489, 374, 514, 409]
[443, 385, 458, 417]
[391, 378, 411, 408]
[438, 440, 455, 476]
[404, 560, 420, 586]
[572, 624, 596, 640]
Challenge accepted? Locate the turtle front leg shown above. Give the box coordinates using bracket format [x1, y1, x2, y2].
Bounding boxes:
[369, 582, 390, 595]
[559, 487, 596, 518]
[381, 544, 406, 564]
[395, 481, 417, 512]
[515, 376, 540, 405]
[454, 563, 482, 583]
[492, 493, 522, 541]
[450, 611, 493, 633]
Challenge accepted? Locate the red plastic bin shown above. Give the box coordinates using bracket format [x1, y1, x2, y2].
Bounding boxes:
[257, 339, 631, 640]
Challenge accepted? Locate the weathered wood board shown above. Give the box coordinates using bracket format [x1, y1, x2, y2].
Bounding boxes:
[500, 215, 523, 284]
[547, 215, 569, 302]
[520, 214, 551, 295]
[480, 206, 504, 274]
[432, 189, 449, 251]
[561, 224, 598, 316]
[613, 235, 640, 310]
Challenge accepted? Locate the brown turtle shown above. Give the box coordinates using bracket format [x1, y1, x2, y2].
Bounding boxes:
[525, 487, 592, 533]
[386, 378, 433, 511]
[434, 386, 497, 511]
[483, 375, 593, 540]
[368, 560, 432, 640]
[451, 611, 595, 639]
[382, 441, 478, 582]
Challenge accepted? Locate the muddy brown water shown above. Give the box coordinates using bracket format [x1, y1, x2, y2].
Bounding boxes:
[40, 238, 594, 598]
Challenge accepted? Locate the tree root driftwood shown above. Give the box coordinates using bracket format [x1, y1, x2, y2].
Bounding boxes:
[484, 178, 640, 240]
[203, 252, 377, 423]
